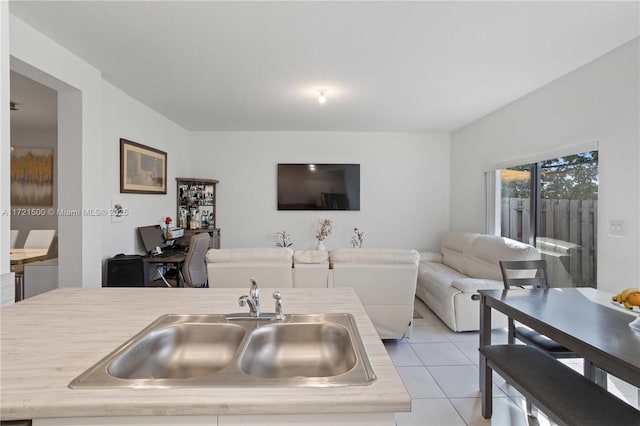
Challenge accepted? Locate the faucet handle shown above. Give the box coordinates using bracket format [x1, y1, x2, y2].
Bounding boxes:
[273, 291, 285, 320]
[238, 295, 249, 307]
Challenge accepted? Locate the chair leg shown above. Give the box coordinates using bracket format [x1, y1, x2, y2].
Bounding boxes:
[507, 319, 514, 344]
[525, 399, 534, 416]
[584, 360, 608, 390]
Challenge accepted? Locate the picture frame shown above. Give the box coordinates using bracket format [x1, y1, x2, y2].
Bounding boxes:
[120, 139, 167, 194]
[10, 147, 54, 206]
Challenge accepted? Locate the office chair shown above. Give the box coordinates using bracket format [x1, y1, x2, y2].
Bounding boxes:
[499, 260, 602, 391]
[23, 230, 56, 250]
[183, 233, 210, 287]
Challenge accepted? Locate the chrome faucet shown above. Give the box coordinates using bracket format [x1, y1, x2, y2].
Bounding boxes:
[230, 278, 285, 320]
[238, 278, 261, 317]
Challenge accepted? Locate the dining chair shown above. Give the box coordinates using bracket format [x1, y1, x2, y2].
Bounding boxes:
[10, 230, 19, 248]
[499, 260, 602, 391]
[23, 230, 57, 250]
[182, 232, 210, 287]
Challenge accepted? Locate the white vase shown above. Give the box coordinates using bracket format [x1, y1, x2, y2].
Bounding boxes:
[316, 240, 326, 251]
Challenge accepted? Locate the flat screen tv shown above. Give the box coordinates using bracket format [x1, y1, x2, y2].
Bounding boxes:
[277, 163, 360, 211]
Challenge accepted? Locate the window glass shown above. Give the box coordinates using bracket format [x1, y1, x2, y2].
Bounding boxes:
[499, 151, 598, 287]
[500, 165, 532, 245]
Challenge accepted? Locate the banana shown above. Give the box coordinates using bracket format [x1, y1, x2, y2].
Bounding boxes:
[619, 288, 640, 302]
[612, 288, 640, 309]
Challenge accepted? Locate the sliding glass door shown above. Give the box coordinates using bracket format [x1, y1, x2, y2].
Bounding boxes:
[499, 151, 598, 287]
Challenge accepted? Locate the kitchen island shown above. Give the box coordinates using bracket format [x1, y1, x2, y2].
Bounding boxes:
[1, 287, 410, 425]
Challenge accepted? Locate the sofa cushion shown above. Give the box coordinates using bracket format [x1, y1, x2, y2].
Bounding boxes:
[441, 231, 480, 273]
[451, 277, 504, 293]
[418, 262, 467, 293]
[330, 248, 419, 265]
[419, 251, 443, 263]
[206, 247, 293, 264]
[294, 249, 329, 264]
[463, 235, 540, 281]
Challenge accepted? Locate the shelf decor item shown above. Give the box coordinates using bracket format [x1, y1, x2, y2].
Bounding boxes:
[315, 219, 333, 250]
[176, 178, 220, 249]
[351, 227, 364, 248]
[120, 139, 167, 194]
[275, 230, 293, 248]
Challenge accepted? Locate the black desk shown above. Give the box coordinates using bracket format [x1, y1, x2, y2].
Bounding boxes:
[148, 252, 186, 287]
[479, 288, 640, 406]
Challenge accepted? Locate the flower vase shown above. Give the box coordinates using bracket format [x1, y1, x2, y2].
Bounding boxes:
[316, 240, 326, 251]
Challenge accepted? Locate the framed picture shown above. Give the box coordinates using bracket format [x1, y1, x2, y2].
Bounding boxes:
[11, 147, 54, 206]
[120, 139, 167, 194]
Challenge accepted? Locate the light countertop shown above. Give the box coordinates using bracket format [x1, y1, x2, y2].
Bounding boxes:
[1, 287, 410, 421]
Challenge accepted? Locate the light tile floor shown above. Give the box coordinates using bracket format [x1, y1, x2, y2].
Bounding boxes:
[386, 297, 639, 426]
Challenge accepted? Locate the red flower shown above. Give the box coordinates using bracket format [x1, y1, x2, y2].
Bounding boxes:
[165, 216, 172, 224]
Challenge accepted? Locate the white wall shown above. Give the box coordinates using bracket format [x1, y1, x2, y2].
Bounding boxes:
[8, 16, 190, 286]
[450, 39, 639, 293]
[10, 15, 103, 286]
[1, 2, 15, 304]
[188, 132, 450, 252]
[101, 81, 189, 262]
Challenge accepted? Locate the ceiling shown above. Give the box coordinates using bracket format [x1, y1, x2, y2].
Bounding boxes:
[8, 1, 639, 132]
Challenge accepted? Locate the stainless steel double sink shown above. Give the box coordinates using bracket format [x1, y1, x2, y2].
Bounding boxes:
[69, 313, 376, 388]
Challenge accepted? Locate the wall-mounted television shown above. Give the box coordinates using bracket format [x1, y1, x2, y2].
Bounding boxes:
[277, 163, 360, 211]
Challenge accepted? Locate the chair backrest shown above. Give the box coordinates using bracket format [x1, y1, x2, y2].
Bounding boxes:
[206, 248, 294, 288]
[499, 259, 549, 289]
[23, 230, 56, 250]
[10, 230, 19, 248]
[183, 233, 211, 287]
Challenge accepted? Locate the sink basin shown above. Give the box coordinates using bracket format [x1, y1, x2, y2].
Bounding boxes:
[69, 313, 376, 388]
[239, 323, 356, 378]
[108, 323, 246, 379]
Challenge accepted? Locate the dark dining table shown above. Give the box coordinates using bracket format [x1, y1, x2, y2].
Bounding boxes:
[479, 287, 640, 390]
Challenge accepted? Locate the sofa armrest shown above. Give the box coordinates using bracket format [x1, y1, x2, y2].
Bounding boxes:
[419, 251, 443, 264]
[451, 278, 504, 294]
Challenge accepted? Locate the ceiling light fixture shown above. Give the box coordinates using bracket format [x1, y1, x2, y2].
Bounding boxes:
[317, 89, 327, 104]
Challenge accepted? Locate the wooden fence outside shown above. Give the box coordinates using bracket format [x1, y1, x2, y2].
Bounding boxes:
[501, 198, 597, 287]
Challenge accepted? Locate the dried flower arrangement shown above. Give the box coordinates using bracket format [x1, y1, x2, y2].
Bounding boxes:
[316, 219, 333, 241]
[274, 230, 293, 248]
[351, 227, 364, 248]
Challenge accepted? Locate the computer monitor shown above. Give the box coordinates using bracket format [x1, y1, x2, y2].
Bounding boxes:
[138, 225, 168, 254]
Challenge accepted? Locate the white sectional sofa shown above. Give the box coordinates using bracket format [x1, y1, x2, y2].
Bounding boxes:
[206, 248, 294, 288]
[205, 247, 419, 340]
[292, 249, 330, 288]
[417, 231, 540, 332]
[330, 248, 420, 340]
